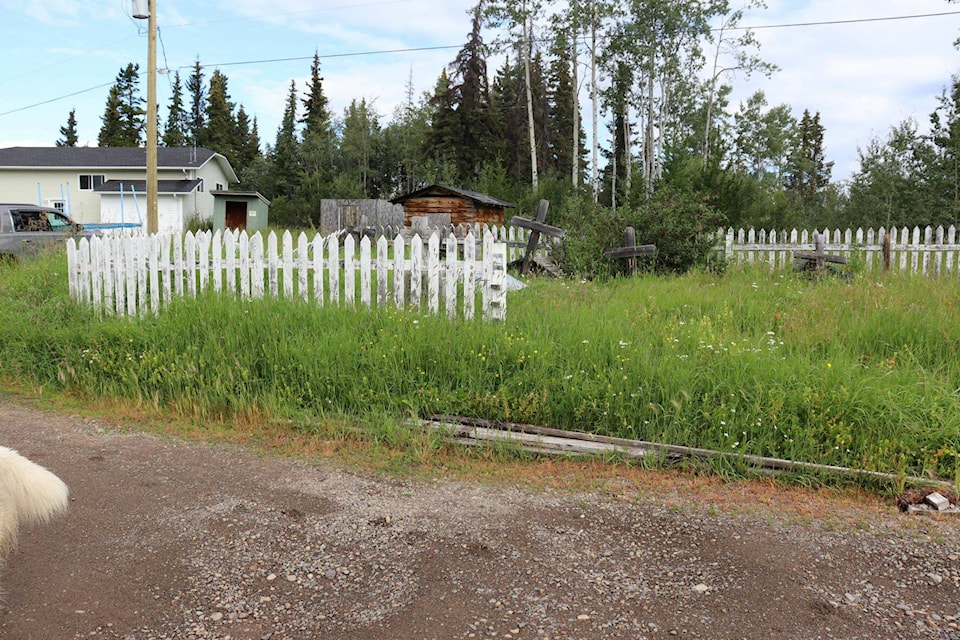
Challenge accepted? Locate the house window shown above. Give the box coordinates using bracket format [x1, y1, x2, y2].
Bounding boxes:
[46, 200, 65, 212]
[79, 174, 105, 190]
[197, 178, 204, 193]
[215, 183, 224, 191]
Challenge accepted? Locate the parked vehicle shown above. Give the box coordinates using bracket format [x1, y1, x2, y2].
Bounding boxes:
[0, 204, 96, 261]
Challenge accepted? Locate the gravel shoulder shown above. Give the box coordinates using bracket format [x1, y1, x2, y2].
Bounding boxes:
[1, 400, 958, 640]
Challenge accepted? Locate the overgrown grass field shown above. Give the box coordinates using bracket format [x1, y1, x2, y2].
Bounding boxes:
[1, 250, 958, 487]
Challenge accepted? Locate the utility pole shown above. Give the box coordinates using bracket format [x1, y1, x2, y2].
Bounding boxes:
[134, 0, 158, 234]
[146, 0, 158, 234]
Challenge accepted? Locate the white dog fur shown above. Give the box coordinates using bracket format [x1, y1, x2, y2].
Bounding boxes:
[0, 446, 68, 561]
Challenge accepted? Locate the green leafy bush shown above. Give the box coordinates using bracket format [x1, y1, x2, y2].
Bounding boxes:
[552, 186, 725, 279]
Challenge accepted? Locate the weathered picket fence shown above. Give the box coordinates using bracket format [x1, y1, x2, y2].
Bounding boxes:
[353, 222, 550, 264]
[715, 225, 960, 276]
[67, 228, 509, 321]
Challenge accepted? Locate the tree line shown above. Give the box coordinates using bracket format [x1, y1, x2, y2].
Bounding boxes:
[56, 0, 960, 267]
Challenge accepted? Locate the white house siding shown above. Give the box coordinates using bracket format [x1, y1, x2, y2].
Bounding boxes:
[158, 197, 184, 234]
[0, 168, 102, 222]
[192, 163, 227, 222]
[0, 152, 234, 226]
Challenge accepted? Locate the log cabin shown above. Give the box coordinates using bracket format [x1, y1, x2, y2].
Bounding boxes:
[390, 185, 516, 227]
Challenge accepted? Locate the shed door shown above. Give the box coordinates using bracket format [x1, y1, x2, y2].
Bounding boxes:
[226, 201, 248, 230]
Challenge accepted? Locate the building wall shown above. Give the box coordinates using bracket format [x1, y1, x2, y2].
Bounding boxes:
[399, 197, 506, 227]
[0, 163, 232, 225]
[99, 194, 183, 233]
[319, 199, 404, 234]
[212, 195, 269, 233]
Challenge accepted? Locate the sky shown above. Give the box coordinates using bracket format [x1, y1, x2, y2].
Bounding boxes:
[0, 0, 958, 183]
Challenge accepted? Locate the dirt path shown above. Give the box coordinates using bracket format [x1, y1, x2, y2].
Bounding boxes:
[0, 401, 958, 640]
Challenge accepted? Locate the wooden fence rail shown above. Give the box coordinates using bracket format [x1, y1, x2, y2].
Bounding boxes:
[714, 225, 960, 276]
[67, 228, 509, 321]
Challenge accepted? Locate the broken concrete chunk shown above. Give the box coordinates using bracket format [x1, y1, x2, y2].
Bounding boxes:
[925, 492, 951, 511]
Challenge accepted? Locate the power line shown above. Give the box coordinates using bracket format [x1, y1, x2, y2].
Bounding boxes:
[0, 82, 114, 117]
[189, 44, 462, 71]
[0, 36, 137, 86]
[188, 10, 960, 72]
[732, 10, 960, 31]
[2, 8, 957, 120]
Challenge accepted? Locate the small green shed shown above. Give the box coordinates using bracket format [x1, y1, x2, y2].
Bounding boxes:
[211, 190, 270, 232]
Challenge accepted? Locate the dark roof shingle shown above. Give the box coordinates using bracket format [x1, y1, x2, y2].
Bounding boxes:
[390, 185, 516, 208]
[0, 146, 218, 169]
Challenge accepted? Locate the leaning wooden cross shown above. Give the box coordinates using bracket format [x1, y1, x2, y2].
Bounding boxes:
[793, 232, 847, 273]
[604, 226, 657, 276]
[510, 199, 565, 276]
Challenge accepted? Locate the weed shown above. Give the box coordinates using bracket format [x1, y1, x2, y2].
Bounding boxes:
[1, 252, 959, 489]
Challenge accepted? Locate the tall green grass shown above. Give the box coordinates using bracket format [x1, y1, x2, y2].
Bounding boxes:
[2, 250, 958, 484]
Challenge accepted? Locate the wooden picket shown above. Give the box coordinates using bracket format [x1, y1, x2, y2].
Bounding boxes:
[67, 229, 509, 321]
[715, 225, 960, 276]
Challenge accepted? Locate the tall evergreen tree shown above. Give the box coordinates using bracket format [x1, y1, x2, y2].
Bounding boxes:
[98, 63, 144, 147]
[481, 0, 549, 190]
[546, 27, 585, 185]
[301, 53, 332, 139]
[186, 58, 206, 145]
[56, 109, 79, 147]
[299, 52, 336, 203]
[202, 69, 237, 159]
[162, 71, 189, 147]
[269, 80, 302, 200]
[427, 11, 499, 184]
[785, 109, 833, 210]
[233, 106, 261, 177]
[492, 56, 527, 183]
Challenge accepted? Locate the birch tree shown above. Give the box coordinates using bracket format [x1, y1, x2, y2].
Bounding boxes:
[702, 1, 777, 165]
[481, 0, 550, 191]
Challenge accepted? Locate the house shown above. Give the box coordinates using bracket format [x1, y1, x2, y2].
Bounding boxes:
[0, 146, 238, 233]
[390, 185, 516, 227]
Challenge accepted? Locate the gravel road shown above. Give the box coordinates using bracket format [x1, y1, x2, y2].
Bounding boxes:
[0, 400, 958, 640]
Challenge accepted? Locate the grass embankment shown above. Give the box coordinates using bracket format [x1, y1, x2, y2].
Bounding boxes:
[1, 250, 958, 489]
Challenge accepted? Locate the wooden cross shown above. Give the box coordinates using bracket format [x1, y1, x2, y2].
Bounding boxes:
[604, 227, 657, 276]
[511, 199, 565, 276]
[793, 232, 847, 273]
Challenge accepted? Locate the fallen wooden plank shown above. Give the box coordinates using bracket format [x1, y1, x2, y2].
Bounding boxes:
[420, 415, 954, 492]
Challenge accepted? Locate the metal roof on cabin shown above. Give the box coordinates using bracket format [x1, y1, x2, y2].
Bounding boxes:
[0, 146, 218, 169]
[210, 189, 271, 205]
[95, 179, 203, 194]
[389, 184, 516, 208]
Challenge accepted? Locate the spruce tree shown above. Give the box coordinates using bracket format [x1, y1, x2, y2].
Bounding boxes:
[301, 53, 332, 139]
[203, 69, 237, 159]
[492, 57, 525, 182]
[785, 109, 833, 208]
[186, 58, 206, 145]
[428, 11, 498, 184]
[234, 106, 261, 176]
[162, 71, 189, 147]
[269, 80, 302, 199]
[299, 52, 336, 201]
[546, 29, 584, 185]
[57, 109, 79, 147]
[98, 64, 144, 147]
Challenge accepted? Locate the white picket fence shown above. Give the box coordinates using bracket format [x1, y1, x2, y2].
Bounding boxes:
[716, 225, 960, 276]
[67, 228, 509, 321]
